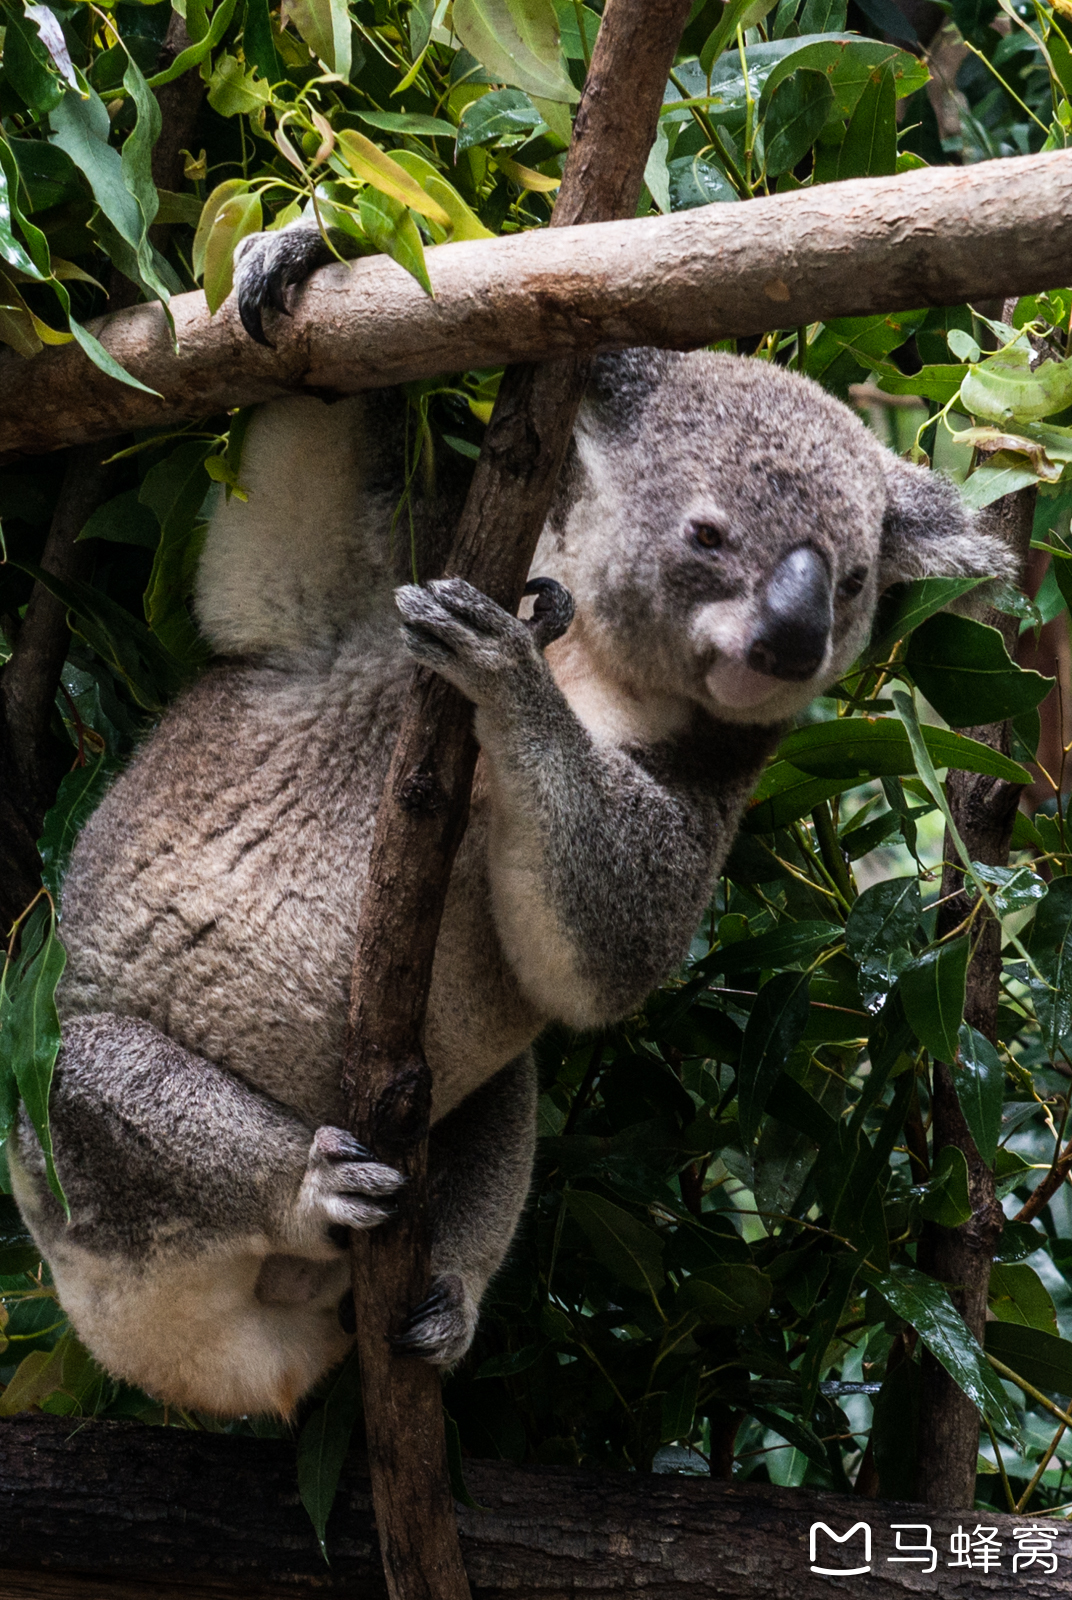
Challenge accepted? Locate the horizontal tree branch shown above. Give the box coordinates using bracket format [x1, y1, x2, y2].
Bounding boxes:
[2, 151, 1071, 458]
[0, 1416, 1068, 1598]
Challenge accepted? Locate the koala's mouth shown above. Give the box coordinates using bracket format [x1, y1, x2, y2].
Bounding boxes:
[705, 657, 797, 709]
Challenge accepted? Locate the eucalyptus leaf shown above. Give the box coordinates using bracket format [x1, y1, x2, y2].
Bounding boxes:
[564, 1191, 665, 1297]
[777, 718, 1031, 784]
[906, 614, 1054, 727]
[917, 1144, 971, 1227]
[951, 1025, 1004, 1166]
[985, 1321, 1072, 1397]
[677, 1264, 773, 1325]
[763, 68, 834, 175]
[1027, 876, 1072, 1058]
[297, 1348, 363, 1561]
[897, 938, 969, 1064]
[988, 1264, 1057, 1331]
[452, 0, 578, 104]
[866, 1264, 1018, 1430]
[738, 971, 811, 1144]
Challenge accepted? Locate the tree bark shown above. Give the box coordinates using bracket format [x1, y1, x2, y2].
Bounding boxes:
[0, 1416, 1068, 1599]
[916, 488, 1037, 1509]
[0, 444, 116, 933]
[2, 151, 1072, 458]
[342, 5, 694, 1599]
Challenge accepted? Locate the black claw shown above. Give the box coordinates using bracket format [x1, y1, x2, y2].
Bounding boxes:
[524, 577, 574, 650]
[238, 287, 272, 348]
[266, 264, 295, 317]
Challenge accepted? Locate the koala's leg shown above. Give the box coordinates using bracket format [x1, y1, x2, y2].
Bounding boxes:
[397, 580, 775, 1028]
[10, 1013, 404, 1418]
[392, 1052, 536, 1367]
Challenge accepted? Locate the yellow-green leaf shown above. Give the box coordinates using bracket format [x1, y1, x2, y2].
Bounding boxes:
[335, 131, 451, 227]
[193, 178, 251, 279]
[453, 0, 578, 103]
[203, 192, 263, 314]
[492, 152, 560, 191]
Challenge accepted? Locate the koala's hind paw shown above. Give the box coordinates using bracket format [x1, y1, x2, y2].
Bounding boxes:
[291, 1125, 406, 1246]
[393, 1273, 478, 1367]
[396, 577, 547, 705]
[233, 221, 335, 347]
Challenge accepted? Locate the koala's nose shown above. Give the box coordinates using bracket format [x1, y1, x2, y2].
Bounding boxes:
[747, 546, 832, 681]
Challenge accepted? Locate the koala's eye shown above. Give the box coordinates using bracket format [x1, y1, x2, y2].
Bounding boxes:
[691, 520, 725, 551]
[838, 566, 868, 599]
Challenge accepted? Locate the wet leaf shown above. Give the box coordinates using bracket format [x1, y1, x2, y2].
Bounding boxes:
[985, 1321, 1072, 1397]
[738, 971, 811, 1144]
[845, 876, 921, 990]
[564, 1191, 665, 1296]
[917, 1144, 971, 1226]
[1027, 876, 1072, 1058]
[988, 1264, 1057, 1331]
[677, 1264, 773, 1325]
[455, 88, 541, 151]
[762, 68, 835, 175]
[897, 938, 969, 1064]
[836, 63, 895, 178]
[951, 1025, 1004, 1167]
[867, 576, 987, 660]
[906, 614, 1053, 727]
[867, 1264, 1018, 1429]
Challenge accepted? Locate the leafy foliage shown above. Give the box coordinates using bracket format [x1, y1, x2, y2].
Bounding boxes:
[3, 0, 1072, 1554]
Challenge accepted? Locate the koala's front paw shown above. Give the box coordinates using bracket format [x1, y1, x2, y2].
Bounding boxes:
[290, 1126, 405, 1249]
[396, 576, 568, 706]
[392, 1273, 478, 1367]
[233, 221, 333, 347]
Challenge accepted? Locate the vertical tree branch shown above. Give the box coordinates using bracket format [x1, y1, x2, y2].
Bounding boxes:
[340, 4, 694, 1596]
[916, 485, 1036, 1508]
[0, 444, 116, 932]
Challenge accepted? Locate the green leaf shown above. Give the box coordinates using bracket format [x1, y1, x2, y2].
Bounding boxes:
[667, 153, 738, 208]
[951, 1026, 1004, 1167]
[0, 133, 48, 279]
[874, 362, 971, 404]
[564, 1191, 665, 1297]
[38, 755, 116, 900]
[78, 488, 160, 549]
[742, 761, 857, 832]
[897, 938, 969, 1064]
[661, 1366, 699, 1441]
[762, 68, 834, 176]
[844, 876, 921, 990]
[358, 189, 433, 298]
[207, 54, 275, 117]
[0, 901, 66, 1208]
[297, 1347, 363, 1562]
[777, 717, 1031, 785]
[357, 110, 456, 139]
[867, 1264, 1018, 1430]
[139, 442, 212, 667]
[836, 64, 895, 179]
[962, 337, 1072, 426]
[918, 1144, 971, 1226]
[867, 576, 987, 661]
[960, 462, 1042, 512]
[202, 191, 263, 315]
[1027, 876, 1072, 1058]
[988, 1264, 1057, 1332]
[676, 1264, 773, 1325]
[452, 0, 578, 103]
[970, 861, 1046, 917]
[148, 0, 240, 86]
[15, 561, 185, 711]
[738, 971, 811, 1144]
[994, 1221, 1045, 1263]
[757, 36, 926, 120]
[799, 1258, 857, 1410]
[455, 88, 542, 151]
[49, 84, 170, 306]
[243, 0, 282, 82]
[336, 131, 451, 227]
[280, 0, 351, 75]
[906, 614, 1054, 727]
[708, 920, 841, 978]
[2, 7, 64, 114]
[985, 1321, 1072, 1397]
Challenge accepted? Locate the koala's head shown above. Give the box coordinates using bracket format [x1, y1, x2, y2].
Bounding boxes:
[545, 350, 1016, 728]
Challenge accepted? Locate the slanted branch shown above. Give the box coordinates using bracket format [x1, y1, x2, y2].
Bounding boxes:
[1, 150, 1072, 458]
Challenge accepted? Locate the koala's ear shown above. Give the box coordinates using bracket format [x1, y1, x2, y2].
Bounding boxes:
[879, 455, 1018, 590]
[583, 348, 674, 438]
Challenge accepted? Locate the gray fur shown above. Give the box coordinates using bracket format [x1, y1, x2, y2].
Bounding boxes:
[11, 345, 1015, 1419]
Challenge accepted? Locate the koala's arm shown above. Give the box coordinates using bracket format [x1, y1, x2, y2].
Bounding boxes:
[11, 1013, 403, 1266]
[398, 580, 775, 1029]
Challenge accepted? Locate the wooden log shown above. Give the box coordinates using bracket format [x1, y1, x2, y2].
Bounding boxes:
[2, 151, 1072, 458]
[0, 1416, 1068, 1598]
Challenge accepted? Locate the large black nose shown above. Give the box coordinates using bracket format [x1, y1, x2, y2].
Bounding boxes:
[747, 546, 832, 682]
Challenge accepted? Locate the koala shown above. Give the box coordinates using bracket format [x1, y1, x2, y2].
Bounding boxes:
[9, 290, 1015, 1419]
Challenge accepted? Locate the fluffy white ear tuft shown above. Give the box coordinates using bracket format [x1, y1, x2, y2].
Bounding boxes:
[879, 456, 1019, 590]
